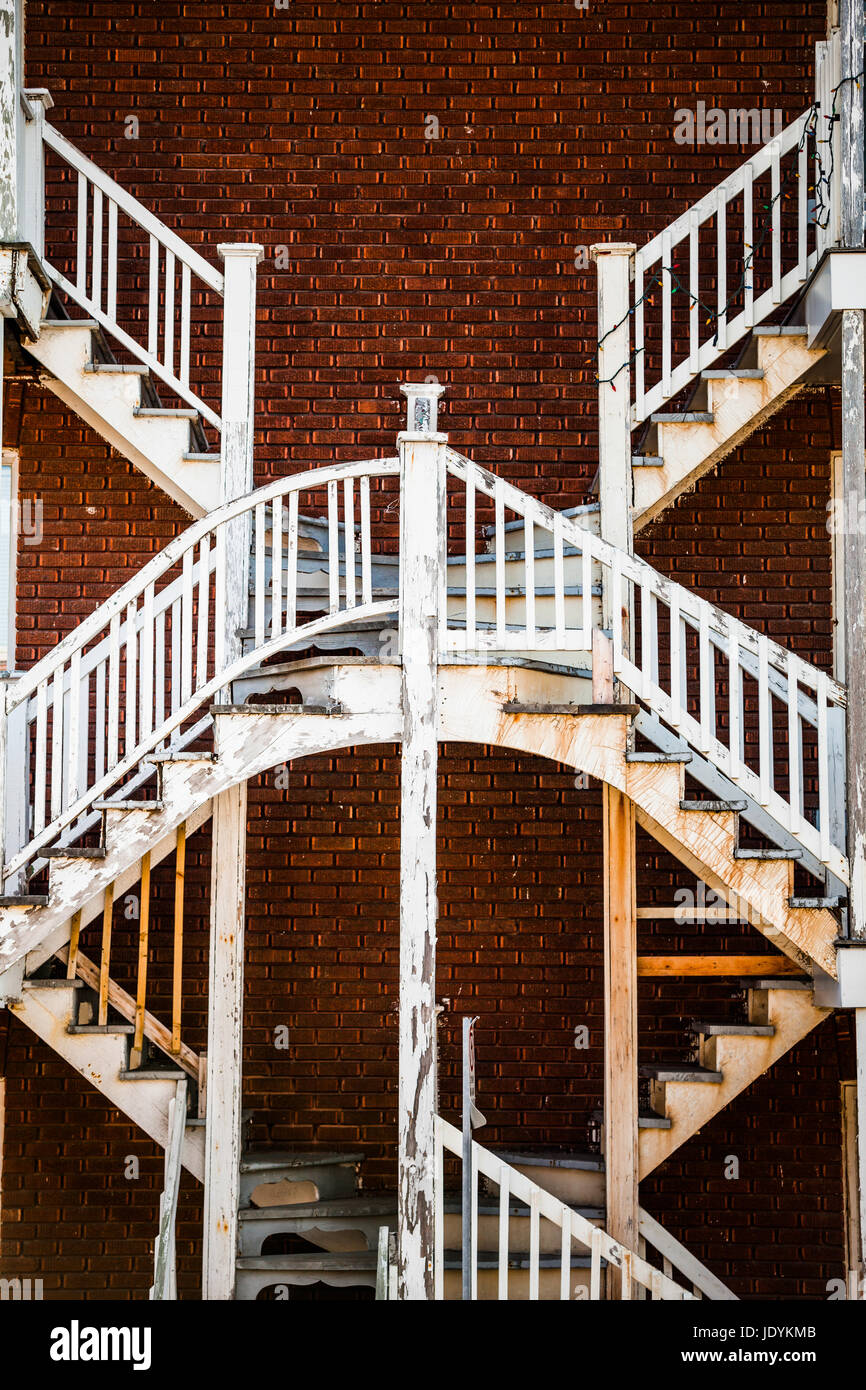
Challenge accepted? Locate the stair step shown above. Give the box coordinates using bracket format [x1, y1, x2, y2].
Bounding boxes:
[240, 1150, 366, 1175]
[23, 976, 86, 989]
[789, 895, 844, 909]
[501, 702, 639, 717]
[118, 1068, 187, 1081]
[639, 1062, 723, 1083]
[625, 751, 692, 764]
[41, 318, 98, 330]
[133, 406, 198, 419]
[94, 799, 164, 812]
[650, 412, 714, 424]
[238, 1197, 395, 1223]
[237, 1252, 377, 1274]
[84, 362, 149, 375]
[754, 325, 805, 336]
[701, 369, 765, 379]
[493, 1150, 603, 1172]
[680, 798, 747, 813]
[632, 455, 663, 466]
[68, 1023, 135, 1035]
[741, 977, 811, 991]
[690, 1021, 775, 1038]
[733, 847, 801, 860]
[0, 894, 49, 906]
[146, 750, 217, 763]
[212, 703, 343, 716]
[44, 845, 107, 859]
[182, 453, 219, 463]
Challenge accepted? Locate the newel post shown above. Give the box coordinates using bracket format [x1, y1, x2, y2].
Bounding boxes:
[590, 243, 636, 574]
[396, 380, 446, 1300]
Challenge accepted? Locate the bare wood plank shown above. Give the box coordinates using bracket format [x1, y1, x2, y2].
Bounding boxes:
[66, 909, 82, 981]
[98, 879, 114, 1027]
[172, 823, 186, 1055]
[131, 851, 152, 1066]
[637, 955, 804, 977]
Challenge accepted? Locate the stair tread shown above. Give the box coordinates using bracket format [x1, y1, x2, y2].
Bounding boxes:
[702, 368, 764, 379]
[493, 1150, 604, 1172]
[237, 1252, 377, 1271]
[625, 750, 692, 763]
[501, 702, 638, 716]
[240, 1149, 365, 1174]
[24, 977, 85, 989]
[0, 894, 49, 906]
[680, 798, 747, 812]
[690, 1021, 775, 1037]
[68, 1023, 135, 1035]
[740, 977, 811, 991]
[41, 318, 98, 330]
[118, 1068, 187, 1080]
[85, 362, 149, 374]
[789, 895, 844, 908]
[93, 799, 164, 811]
[639, 1062, 723, 1082]
[238, 1196, 605, 1221]
[44, 846, 107, 858]
[734, 847, 801, 860]
[133, 406, 198, 418]
[651, 412, 714, 423]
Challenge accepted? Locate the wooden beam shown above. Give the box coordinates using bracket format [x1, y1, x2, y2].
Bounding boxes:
[396, 396, 446, 1301]
[603, 783, 638, 1297]
[202, 781, 247, 1301]
[637, 955, 804, 978]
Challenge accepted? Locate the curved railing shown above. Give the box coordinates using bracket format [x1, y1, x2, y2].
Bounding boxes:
[1, 458, 399, 880]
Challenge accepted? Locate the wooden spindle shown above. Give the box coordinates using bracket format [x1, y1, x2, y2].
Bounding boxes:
[497, 1166, 509, 1301]
[172, 823, 186, 1056]
[528, 1187, 540, 1301]
[98, 879, 114, 1027]
[66, 909, 82, 981]
[131, 851, 152, 1068]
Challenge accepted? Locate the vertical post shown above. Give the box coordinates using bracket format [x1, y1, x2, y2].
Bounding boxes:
[19, 89, 52, 256]
[590, 243, 636, 600]
[602, 783, 639, 1297]
[0, 0, 18, 244]
[216, 244, 263, 679]
[202, 781, 247, 1301]
[397, 380, 446, 1301]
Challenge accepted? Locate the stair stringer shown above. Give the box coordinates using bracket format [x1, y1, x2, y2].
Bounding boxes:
[10, 982, 205, 1179]
[638, 987, 830, 1179]
[632, 334, 826, 530]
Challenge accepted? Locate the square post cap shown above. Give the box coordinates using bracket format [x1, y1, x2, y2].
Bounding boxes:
[400, 381, 446, 436]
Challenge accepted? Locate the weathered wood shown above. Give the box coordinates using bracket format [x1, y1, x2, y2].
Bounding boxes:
[172, 823, 186, 1055]
[66, 909, 82, 980]
[0, 1, 17, 242]
[98, 880, 114, 1027]
[131, 851, 151, 1068]
[841, 309, 866, 940]
[396, 399, 446, 1301]
[856, 1009, 866, 1297]
[636, 955, 803, 977]
[840, 0, 864, 251]
[202, 781, 247, 1300]
[151, 1078, 187, 1301]
[602, 782, 638, 1296]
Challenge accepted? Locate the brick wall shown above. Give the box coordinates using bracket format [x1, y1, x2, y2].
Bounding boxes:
[1, 0, 850, 1301]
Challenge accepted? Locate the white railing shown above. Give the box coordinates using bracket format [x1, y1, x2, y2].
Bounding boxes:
[638, 1208, 738, 1302]
[630, 107, 825, 425]
[21, 93, 228, 430]
[434, 1117, 696, 1301]
[444, 449, 848, 882]
[0, 458, 399, 883]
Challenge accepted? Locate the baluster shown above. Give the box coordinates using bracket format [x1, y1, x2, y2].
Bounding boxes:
[743, 166, 754, 328]
[67, 649, 81, 809]
[611, 552, 623, 672]
[76, 173, 88, 299]
[651, 1268, 663, 1301]
[465, 462, 476, 650]
[98, 880, 114, 1027]
[181, 551, 194, 705]
[560, 1208, 571, 1301]
[524, 511, 535, 647]
[661, 230, 672, 400]
[94, 659, 106, 784]
[688, 212, 699, 374]
[797, 138, 808, 281]
[270, 499, 282, 639]
[140, 583, 154, 742]
[529, 1187, 540, 1302]
[170, 595, 182, 715]
[360, 476, 372, 608]
[125, 601, 137, 754]
[106, 199, 118, 323]
[669, 594, 681, 725]
[621, 1249, 633, 1301]
[197, 537, 211, 689]
[553, 513, 566, 645]
[344, 478, 356, 609]
[148, 235, 160, 360]
[34, 680, 47, 835]
[108, 612, 120, 770]
[213, 524, 226, 680]
[818, 672, 830, 863]
[771, 139, 782, 301]
[286, 492, 298, 631]
[758, 639, 771, 806]
[51, 667, 64, 824]
[164, 248, 175, 376]
[679, 615, 688, 715]
[787, 665, 800, 835]
[590, 1228, 602, 1300]
[470, 1145, 479, 1302]
[180, 262, 191, 388]
[729, 630, 740, 781]
[497, 1167, 510, 1301]
[715, 188, 727, 351]
[328, 479, 339, 614]
[155, 608, 166, 740]
[172, 823, 186, 1056]
[131, 851, 151, 1069]
[634, 254, 645, 417]
[495, 477, 506, 646]
[254, 503, 266, 648]
[433, 1122, 444, 1302]
[91, 185, 103, 312]
[699, 608, 713, 751]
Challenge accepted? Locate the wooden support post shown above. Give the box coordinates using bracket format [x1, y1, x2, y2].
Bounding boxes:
[590, 243, 636, 600]
[396, 382, 446, 1301]
[202, 781, 247, 1301]
[602, 783, 638, 1298]
[66, 909, 82, 981]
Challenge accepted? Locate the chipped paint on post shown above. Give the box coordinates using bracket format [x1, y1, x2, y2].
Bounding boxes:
[0, 1, 17, 242]
[396, 386, 446, 1299]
